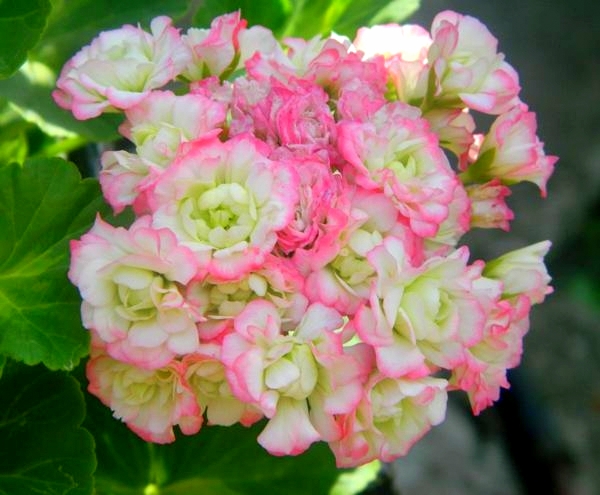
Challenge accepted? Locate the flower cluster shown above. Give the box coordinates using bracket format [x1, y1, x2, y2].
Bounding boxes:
[57, 11, 556, 467]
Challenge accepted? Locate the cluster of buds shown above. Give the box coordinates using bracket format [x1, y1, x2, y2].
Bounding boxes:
[56, 10, 556, 467]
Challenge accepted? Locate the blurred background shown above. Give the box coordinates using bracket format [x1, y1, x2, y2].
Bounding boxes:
[385, 1, 600, 494]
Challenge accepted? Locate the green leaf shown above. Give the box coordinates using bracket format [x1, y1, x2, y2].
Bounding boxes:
[31, 0, 189, 73]
[335, 0, 421, 37]
[0, 120, 29, 166]
[0, 360, 95, 495]
[0, 0, 52, 79]
[280, 0, 420, 38]
[0, 158, 110, 370]
[329, 460, 381, 495]
[84, 387, 340, 495]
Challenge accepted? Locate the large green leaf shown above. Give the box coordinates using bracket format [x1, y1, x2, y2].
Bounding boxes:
[84, 386, 340, 495]
[0, 158, 109, 370]
[32, 0, 190, 73]
[0, 0, 52, 79]
[0, 361, 95, 495]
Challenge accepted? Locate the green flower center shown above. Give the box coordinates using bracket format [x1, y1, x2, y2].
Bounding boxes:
[180, 182, 257, 248]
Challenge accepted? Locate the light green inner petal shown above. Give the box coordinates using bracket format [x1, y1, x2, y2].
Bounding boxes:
[189, 360, 228, 399]
[179, 182, 258, 248]
[114, 273, 181, 323]
[120, 367, 175, 406]
[331, 247, 375, 288]
[371, 379, 424, 441]
[265, 344, 318, 400]
[400, 277, 453, 342]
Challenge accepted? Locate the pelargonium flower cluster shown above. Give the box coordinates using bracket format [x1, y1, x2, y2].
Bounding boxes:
[57, 10, 556, 467]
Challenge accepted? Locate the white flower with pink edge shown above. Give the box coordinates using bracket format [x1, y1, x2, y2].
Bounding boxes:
[353, 23, 432, 105]
[53, 17, 191, 120]
[428, 10, 521, 114]
[69, 215, 201, 369]
[330, 369, 448, 467]
[338, 101, 458, 238]
[463, 106, 558, 197]
[222, 300, 365, 456]
[183, 344, 264, 427]
[353, 237, 501, 377]
[150, 134, 298, 281]
[483, 241, 553, 304]
[100, 90, 227, 214]
[87, 346, 201, 443]
[450, 295, 531, 414]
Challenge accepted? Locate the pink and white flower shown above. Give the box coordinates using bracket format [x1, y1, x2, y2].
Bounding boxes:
[463, 106, 558, 196]
[183, 344, 264, 426]
[56, 9, 556, 467]
[353, 23, 432, 105]
[53, 17, 190, 119]
[100, 90, 227, 214]
[466, 179, 514, 231]
[187, 255, 308, 341]
[231, 77, 337, 159]
[450, 295, 531, 414]
[222, 300, 365, 456]
[87, 346, 201, 443]
[428, 11, 521, 114]
[483, 240, 553, 304]
[330, 372, 448, 467]
[303, 186, 421, 316]
[182, 11, 278, 80]
[423, 108, 475, 157]
[353, 237, 501, 377]
[338, 101, 458, 237]
[149, 134, 297, 281]
[69, 216, 201, 369]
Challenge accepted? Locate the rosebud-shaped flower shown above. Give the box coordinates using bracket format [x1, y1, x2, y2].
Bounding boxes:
[450, 295, 531, 414]
[87, 347, 201, 443]
[183, 344, 263, 426]
[53, 17, 191, 120]
[231, 77, 337, 159]
[338, 101, 458, 237]
[101, 90, 227, 214]
[222, 300, 364, 456]
[182, 11, 278, 80]
[423, 108, 475, 158]
[149, 134, 298, 281]
[428, 11, 521, 114]
[354, 237, 501, 377]
[187, 255, 308, 341]
[466, 179, 514, 231]
[303, 186, 422, 316]
[69, 216, 201, 369]
[483, 241, 553, 304]
[462, 106, 557, 197]
[120, 90, 227, 165]
[423, 181, 471, 257]
[276, 159, 348, 257]
[330, 372, 448, 467]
